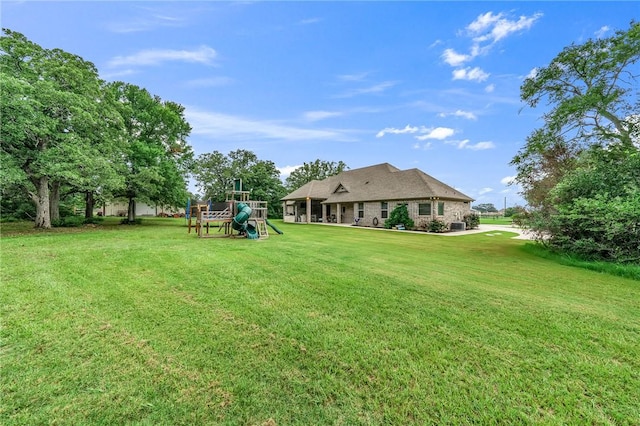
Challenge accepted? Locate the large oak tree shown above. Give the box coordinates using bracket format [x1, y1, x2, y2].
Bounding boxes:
[0, 29, 124, 228]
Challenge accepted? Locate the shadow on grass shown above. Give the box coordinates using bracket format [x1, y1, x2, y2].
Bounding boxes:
[520, 242, 640, 281]
[0, 217, 187, 237]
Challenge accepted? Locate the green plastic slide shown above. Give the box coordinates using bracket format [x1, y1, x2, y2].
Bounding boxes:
[265, 219, 283, 234]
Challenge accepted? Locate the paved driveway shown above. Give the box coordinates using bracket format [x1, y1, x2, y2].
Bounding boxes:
[439, 224, 533, 240]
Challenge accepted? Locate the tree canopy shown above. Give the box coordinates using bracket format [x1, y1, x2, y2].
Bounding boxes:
[107, 82, 193, 223]
[285, 159, 348, 191]
[1, 29, 193, 227]
[512, 21, 640, 263]
[1, 29, 123, 228]
[192, 149, 286, 217]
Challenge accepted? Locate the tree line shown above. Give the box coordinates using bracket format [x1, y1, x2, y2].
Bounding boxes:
[1, 29, 347, 228]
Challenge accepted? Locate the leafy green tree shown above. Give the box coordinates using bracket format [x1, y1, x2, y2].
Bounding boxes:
[473, 203, 498, 213]
[0, 29, 123, 228]
[193, 150, 286, 217]
[192, 151, 233, 201]
[512, 21, 639, 209]
[107, 82, 192, 223]
[511, 22, 640, 262]
[285, 159, 348, 191]
[243, 159, 287, 217]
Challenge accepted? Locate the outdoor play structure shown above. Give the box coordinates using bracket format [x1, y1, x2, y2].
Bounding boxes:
[186, 179, 283, 239]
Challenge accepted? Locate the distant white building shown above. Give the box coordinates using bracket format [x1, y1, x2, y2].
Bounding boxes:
[96, 200, 185, 217]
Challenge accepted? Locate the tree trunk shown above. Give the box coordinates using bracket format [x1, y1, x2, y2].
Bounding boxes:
[31, 176, 51, 229]
[49, 181, 61, 223]
[85, 191, 94, 219]
[127, 197, 136, 223]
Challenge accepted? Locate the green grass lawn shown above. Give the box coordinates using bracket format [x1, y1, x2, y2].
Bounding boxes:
[479, 216, 513, 225]
[1, 218, 639, 424]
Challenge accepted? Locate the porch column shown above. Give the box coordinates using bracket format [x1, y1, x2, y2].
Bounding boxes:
[336, 203, 341, 224]
[306, 197, 311, 223]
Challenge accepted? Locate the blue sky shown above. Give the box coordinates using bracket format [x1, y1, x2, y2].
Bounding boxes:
[3, 1, 638, 208]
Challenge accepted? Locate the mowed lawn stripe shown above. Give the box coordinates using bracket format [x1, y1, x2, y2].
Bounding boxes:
[1, 219, 638, 424]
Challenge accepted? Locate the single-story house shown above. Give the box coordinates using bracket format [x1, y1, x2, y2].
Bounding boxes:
[281, 163, 474, 228]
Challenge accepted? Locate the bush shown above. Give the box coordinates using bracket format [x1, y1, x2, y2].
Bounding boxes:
[545, 193, 640, 264]
[463, 213, 480, 229]
[84, 216, 104, 225]
[427, 219, 447, 233]
[384, 204, 414, 229]
[52, 216, 85, 228]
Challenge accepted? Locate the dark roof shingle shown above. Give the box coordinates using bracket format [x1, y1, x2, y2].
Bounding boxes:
[281, 163, 473, 202]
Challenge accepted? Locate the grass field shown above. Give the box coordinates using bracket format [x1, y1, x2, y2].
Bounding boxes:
[1, 218, 639, 425]
[479, 216, 513, 225]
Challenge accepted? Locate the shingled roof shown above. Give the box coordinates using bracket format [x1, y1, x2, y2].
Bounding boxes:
[281, 163, 473, 203]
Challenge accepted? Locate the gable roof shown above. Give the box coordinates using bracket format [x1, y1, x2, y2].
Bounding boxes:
[281, 163, 473, 203]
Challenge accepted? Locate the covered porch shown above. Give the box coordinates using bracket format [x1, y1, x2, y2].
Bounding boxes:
[282, 198, 353, 224]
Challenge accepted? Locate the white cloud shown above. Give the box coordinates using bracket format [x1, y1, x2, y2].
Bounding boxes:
[185, 108, 353, 142]
[412, 142, 432, 150]
[376, 124, 420, 138]
[415, 127, 455, 141]
[337, 72, 370, 82]
[441, 11, 542, 68]
[468, 11, 543, 44]
[298, 17, 322, 25]
[467, 12, 501, 34]
[304, 110, 343, 122]
[334, 80, 398, 98]
[478, 187, 494, 195]
[441, 48, 471, 66]
[452, 67, 490, 82]
[485, 84, 495, 93]
[451, 139, 495, 150]
[278, 165, 302, 177]
[595, 25, 610, 38]
[107, 12, 187, 33]
[525, 68, 538, 80]
[468, 141, 495, 150]
[108, 46, 217, 68]
[438, 110, 477, 120]
[501, 175, 516, 185]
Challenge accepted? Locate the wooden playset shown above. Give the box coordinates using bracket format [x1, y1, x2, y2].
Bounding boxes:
[187, 179, 282, 239]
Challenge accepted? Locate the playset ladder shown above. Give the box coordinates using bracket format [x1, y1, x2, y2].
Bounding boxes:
[256, 219, 269, 239]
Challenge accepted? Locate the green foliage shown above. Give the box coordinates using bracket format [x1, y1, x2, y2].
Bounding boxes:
[512, 22, 640, 264]
[504, 206, 527, 217]
[192, 149, 286, 217]
[463, 213, 480, 229]
[52, 216, 85, 228]
[537, 148, 640, 263]
[473, 203, 497, 213]
[285, 159, 348, 191]
[384, 204, 414, 229]
[427, 218, 447, 233]
[107, 82, 192, 222]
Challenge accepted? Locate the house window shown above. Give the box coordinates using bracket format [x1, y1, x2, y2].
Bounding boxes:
[381, 202, 388, 219]
[358, 202, 364, 218]
[437, 201, 445, 216]
[418, 202, 432, 215]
